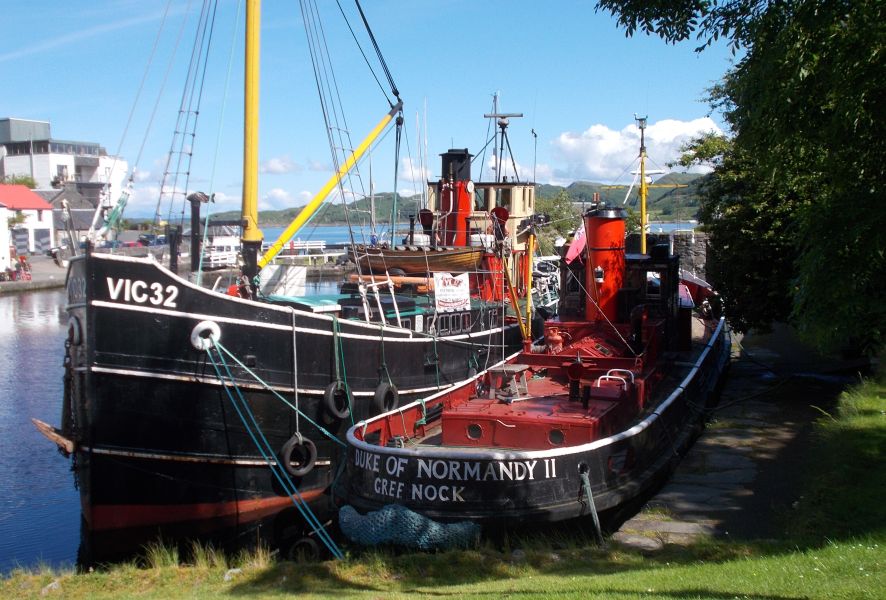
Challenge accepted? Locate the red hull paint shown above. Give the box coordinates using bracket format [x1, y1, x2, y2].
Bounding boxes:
[86, 491, 323, 531]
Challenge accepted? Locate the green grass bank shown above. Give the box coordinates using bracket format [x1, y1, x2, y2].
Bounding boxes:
[4, 378, 883, 599]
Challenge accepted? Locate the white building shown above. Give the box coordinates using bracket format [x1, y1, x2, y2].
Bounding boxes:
[0, 184, 55, 255]
[0, 118, 128, 209]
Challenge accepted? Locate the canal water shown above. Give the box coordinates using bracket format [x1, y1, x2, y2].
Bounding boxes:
[0, 289, 78, 573]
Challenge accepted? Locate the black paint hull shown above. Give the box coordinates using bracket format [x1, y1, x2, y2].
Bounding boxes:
[62, 252, 521, 532]
[343, 319, 731, 525]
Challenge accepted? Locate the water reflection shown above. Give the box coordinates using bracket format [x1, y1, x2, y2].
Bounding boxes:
[0, 290, 79, 573]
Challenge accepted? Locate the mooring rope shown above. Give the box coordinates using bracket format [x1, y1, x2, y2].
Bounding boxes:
[579, 470, 605, 546]
[211, 339, 345, 447]
[206, 342, 343, 559]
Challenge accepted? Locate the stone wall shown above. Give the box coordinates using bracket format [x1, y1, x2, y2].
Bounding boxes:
[625, 231, 709, 280]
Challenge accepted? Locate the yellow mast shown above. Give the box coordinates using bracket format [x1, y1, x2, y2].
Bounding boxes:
[241, 0, 263, 280]
[637, 115, 648, 255]
[258, 101, 402, 268]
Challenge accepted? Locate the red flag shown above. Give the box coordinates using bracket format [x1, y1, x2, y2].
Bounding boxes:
[565, 222, 586, 264]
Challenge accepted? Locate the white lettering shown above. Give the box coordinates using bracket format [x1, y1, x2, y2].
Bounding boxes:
[163, 285, 179, 308]
[131, 280, 148, 303]
[410, 483, 466, 503]
[107, 277, 124, 300]
[105, 278, 179, 308]
[354, 449, 380, 473]
[385, 456, 407, 477]
[149, 282, 164, 305]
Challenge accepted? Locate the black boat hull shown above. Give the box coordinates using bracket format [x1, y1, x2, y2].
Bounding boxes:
[63, 252, 521, 532]
[342, 318, 730, 524]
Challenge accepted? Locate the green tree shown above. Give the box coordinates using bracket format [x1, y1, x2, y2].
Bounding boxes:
[669, 132, 731, 169]
[3, 174, 38, 188]
[599, 0, 886, 355]
[535, 190, 580, 253]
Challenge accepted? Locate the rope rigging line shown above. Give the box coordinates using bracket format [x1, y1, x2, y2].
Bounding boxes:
[352, 0, 400, 102]
[210, 339, 346, 447]
[133, 2, 195, 182]
[107, 0, 176, 185]
[197, 0, 243, 285]
[90, 0, 185, 239]
[205, 343, 343, 559]
[334, 0, 392, 105]
[156, 0, 219, 231]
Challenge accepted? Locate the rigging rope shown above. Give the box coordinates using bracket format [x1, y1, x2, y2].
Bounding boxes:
[211, 340, 345, 447]
[156, 0, 219, 231]
[206, 342, 343, 559]
[198, 0, 243, 285]
[352, 0, 400, 101]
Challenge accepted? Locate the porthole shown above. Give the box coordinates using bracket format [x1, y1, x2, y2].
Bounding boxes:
[548, 429, 565, 445]
[467, 423, 483, 440]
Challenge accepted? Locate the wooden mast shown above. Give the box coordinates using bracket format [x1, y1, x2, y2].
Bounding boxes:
[241, 0, 263, 282]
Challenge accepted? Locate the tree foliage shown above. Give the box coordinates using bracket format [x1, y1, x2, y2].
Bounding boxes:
[535, 190, 580, 253]
[669, 132, 731, 169]
[3, 174, 37, 188]
[600, 0, 886, 355]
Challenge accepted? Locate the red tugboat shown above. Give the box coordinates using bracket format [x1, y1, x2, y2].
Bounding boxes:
[341, 203, 730, 535]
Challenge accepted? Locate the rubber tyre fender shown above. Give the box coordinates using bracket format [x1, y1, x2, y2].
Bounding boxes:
[323, 381, 351, 420]
[285, 535, 321, 562]
[372, 382, 399, 415]
[279, 433, 317, 478]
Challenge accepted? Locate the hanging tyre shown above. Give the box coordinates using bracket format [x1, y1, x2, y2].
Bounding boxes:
[285, 535, 321, 562]
[372, 382, 399, 415]
[323, 381, 351, 420]
[279, 433, 316, 478]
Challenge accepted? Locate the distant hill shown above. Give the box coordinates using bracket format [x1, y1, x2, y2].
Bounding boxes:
[537, 173, 704, 221]
[209, 174, 705, 225]
[210, 192, 425, 226]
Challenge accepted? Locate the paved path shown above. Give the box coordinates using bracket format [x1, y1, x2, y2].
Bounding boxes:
[612, 326, 860, 550]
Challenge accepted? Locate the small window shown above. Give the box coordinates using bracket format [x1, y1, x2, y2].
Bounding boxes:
[462, 314, 471, 331]
[451, 315, 461, 334]
[438, 315, 450, 335]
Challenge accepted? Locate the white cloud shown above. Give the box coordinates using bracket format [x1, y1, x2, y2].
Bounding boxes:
[549, 117, 722, 183]
[126, 184, 161, 215]
[260, 188, 293, 210]
[132, 168, 152, 182]
[308, 159, 331, 172]
[260, 155, 301, 174]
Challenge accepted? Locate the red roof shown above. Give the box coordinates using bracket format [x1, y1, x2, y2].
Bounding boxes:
[0, 185, 54, 210]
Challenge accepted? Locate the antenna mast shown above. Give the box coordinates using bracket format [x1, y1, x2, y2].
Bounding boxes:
[485, 94, 523, 183]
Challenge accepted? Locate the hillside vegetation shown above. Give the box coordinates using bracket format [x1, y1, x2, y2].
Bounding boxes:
[211, 174, 703, 226]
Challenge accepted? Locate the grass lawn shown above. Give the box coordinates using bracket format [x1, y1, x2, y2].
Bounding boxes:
[4, 378, 883, 599]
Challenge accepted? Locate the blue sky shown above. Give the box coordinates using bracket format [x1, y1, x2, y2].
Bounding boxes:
[2, 1, 736, 217]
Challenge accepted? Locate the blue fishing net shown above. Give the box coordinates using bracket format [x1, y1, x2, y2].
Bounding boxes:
[339, 504, 480, 550]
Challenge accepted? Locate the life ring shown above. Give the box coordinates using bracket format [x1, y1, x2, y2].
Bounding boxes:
[372, 382, 399, 415]
[190, 320, 221, 351]
[279, 433, 316, 478]
[67, 316, 82, 346]
[323, 381, 351, 420]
